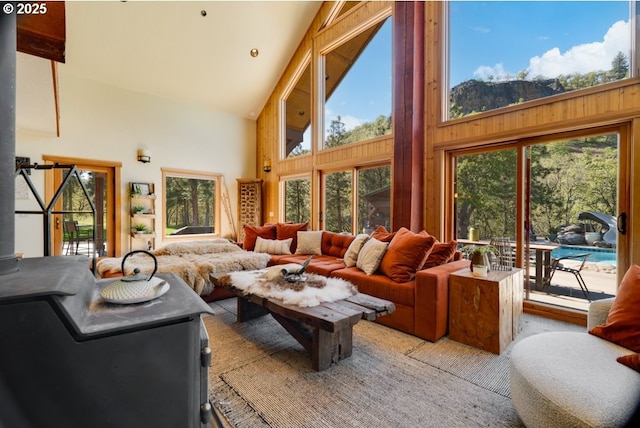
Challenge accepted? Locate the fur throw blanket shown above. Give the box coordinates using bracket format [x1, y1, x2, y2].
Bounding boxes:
[95, 240, 271, 296]
[225, 270, 358, 308]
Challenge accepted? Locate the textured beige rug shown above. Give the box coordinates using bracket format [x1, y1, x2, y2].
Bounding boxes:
[204, 298, 584, 428]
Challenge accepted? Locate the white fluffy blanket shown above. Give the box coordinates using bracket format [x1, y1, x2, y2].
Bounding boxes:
[227, 270, 358, 308]
[95, 240, 271, 296]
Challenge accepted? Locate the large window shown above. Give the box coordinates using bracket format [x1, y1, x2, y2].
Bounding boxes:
[453, 131, 620, 312]
[283, 57, 312, 158]
[358, 165, 391, 233]
[162, 168, 221, 239]
[447, 1, 633, 119]
[322, 164, 391, 234]
[323, 170, 353, 233]
[283, 176, 311, 223]
[323, 16, 392, 148]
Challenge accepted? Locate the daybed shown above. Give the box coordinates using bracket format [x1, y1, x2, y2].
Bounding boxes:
[95, 239, 270, 299]
[510, 265, 640, 427]
[241, 223, 469, 341]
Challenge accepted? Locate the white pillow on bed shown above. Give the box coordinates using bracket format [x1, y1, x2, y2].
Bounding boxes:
[254, 237, 292, 255]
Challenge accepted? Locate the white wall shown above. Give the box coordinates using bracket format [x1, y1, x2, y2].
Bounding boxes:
[15, 56, 257, 257]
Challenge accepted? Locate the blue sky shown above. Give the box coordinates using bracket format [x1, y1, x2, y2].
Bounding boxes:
[320, 1, 630, 137]
[450, 1, 630, 85]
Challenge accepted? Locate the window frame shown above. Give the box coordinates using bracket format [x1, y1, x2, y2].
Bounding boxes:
[161, 167, 222, 241]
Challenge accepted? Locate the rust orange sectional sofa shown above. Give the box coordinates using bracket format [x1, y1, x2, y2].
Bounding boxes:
[242, 223, 469, 342]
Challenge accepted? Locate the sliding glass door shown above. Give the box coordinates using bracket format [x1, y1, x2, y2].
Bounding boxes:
[453, 130, 622, 312]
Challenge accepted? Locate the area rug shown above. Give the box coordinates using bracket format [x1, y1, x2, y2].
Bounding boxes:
[204, 298, 584, 428]
[407, 314, 585, 398]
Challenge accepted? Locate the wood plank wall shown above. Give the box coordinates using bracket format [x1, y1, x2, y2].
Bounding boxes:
[257, 1, 640, 269]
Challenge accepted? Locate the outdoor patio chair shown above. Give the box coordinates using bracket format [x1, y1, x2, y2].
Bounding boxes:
[64, 220, 92, 255]
[543, 253, 591, 300]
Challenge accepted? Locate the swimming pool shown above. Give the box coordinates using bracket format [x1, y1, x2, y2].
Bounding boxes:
[551, 245, 616, 266]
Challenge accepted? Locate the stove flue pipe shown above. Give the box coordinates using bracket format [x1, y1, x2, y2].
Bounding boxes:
[0, 14, 19, 275]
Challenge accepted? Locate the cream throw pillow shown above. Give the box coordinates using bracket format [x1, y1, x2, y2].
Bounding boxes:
[356, 237, 388, 275]
[295, 230, 323, 255]
[344, 233, 369, 267]
[254, 237, 292, 255]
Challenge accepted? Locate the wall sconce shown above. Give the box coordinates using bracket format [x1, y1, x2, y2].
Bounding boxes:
[263, 159, 271, 173]
[137, 147, 151, 163]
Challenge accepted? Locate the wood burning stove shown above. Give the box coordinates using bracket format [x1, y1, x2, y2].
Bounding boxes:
[0, 257, 215, 427]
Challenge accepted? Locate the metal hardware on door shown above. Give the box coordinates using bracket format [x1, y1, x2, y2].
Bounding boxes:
[617, 213, 627, 235]
[55, 217, 60, 229]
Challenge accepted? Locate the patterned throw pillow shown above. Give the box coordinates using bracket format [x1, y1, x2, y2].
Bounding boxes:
[343, 234, 369, 267]
[295, 231, 323, 255]
[254, 237, 293, 255]
[356, 237, 388, 275]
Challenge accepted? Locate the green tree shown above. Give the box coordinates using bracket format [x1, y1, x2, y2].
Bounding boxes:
[610, 51, 629, 80]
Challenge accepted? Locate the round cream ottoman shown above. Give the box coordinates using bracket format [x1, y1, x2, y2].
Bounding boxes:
[510, 331, 640, 427]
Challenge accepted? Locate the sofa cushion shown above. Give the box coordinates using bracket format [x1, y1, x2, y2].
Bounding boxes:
[344, 234, 369, 267]
[371, 225, 396, 242]
[278, 254, 346, 277]
[356, 237, 388, 275]
[295, 230, 323, 255]
[276, 222, 308, 253]
[321, 231, 355, 258]
[254, 237, 292, 255]
[422, 240, 458, 269]
[243, 224, 276, 251]
[378, 228, 436, 283]
[589, 264, 640, 352]
[331, 267, 415, 307]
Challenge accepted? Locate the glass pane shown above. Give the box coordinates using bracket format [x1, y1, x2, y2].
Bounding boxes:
[455, 150, 517, 240]
[357, 165, 391, 233]
[448, 1, 631, 119]
[284, 61, 312, 158]
[164, 175, 216, 236]
[323, 17, 392, 147]
[284, 177, 311, 223]
[323, 170, 353, 233]
[61, 169, 102, 256]
[528, 134, 618, 310]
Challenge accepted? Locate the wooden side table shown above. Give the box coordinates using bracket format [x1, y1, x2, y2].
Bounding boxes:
[449, 268, 523, 354]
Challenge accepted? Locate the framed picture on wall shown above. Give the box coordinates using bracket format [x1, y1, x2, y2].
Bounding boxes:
[131, 182, 151, 196]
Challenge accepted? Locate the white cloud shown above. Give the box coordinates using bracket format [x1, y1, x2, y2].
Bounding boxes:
[473, 63, 510, 81]
[528, 20, 629, 78]
[471, 20, 630, 82]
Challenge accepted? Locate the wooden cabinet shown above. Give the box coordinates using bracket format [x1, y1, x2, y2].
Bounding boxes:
[449, 268, 524, 354]
[237, 178, 263, 242]
[130, 182, 156, 251]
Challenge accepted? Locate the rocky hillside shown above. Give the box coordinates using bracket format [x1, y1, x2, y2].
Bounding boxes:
[450, 79, 566, 115]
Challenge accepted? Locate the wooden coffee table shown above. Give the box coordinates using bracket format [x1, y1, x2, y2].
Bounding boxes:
[221, 280, 395, 371]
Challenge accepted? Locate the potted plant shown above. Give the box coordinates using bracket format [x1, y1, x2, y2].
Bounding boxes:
[132, 204, 145, 215]
[132, 223, 149, 235]
[460, 244, 497, 278]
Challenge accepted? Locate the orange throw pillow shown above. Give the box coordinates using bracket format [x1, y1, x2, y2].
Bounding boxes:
[371, 225, 396, 243]
[422, 240, 458, 269]
[589, 264, 640, 352]
[378, 227, 436, 283]
[243, 224, 276, 251]
[617, 353, 640, 373]
[276, 222, 308, 253]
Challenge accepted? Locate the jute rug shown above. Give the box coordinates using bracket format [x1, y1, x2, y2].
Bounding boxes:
[204, 298, 584, 428]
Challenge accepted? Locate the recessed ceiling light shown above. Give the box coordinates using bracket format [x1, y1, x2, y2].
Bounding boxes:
[250, 48, 259, 58]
